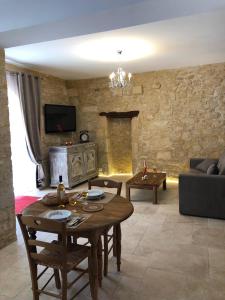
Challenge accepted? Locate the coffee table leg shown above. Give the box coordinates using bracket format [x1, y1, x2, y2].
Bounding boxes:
[163, 179, 167, 190]
[126, 184, 131, 201]
[153, 186, 158, 204]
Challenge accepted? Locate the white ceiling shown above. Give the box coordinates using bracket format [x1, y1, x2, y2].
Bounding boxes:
[5, 9, 225, 80]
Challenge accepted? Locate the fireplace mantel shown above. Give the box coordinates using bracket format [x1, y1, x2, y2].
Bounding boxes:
[99, 111, 139, 118]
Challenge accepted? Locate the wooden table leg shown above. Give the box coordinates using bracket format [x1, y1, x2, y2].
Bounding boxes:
[115, 224, 121, 272]
[153, 186, 158, 204]
[97, 236, 103, 287]
[163, 179, 167, 190]
[89, 235, 99, 300]
[126, 184, 131, 201]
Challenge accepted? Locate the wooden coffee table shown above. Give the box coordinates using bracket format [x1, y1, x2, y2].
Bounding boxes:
[126, 172, 167, 204]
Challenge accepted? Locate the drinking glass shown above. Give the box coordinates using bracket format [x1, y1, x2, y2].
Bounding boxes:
[153, 167, 157, 173]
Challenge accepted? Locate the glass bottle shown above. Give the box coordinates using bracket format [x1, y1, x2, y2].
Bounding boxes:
[57, 175, 65, 204]
[143, 160, 147, 176]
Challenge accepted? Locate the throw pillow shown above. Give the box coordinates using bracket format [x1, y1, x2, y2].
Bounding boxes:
[217, 151, 225, 175]
[196, 159, 218, 173]
[207, 163, 219, 175]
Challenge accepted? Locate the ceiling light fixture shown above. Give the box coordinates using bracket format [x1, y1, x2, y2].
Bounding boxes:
[109, 50, 132, 89]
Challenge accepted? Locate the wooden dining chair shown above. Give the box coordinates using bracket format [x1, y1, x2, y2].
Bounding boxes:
[88, 178, 122, 276]
[17, 214, 96, 300]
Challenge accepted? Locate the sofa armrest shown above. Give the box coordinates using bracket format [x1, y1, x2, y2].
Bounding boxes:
[179, 173, 225, 219]
[189, 158, 205, 169]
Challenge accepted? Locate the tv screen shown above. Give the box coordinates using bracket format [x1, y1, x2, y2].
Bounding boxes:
[44, 104, 76, 133]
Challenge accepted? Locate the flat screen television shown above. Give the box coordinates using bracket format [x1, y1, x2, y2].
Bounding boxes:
[44, 104, 76, 133]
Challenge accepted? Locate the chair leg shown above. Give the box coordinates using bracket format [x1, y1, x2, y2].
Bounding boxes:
[54, 269, 61, 289]
[61, 270, 67, 300]
[30, 263, 39, 300]
[113, 226, 117, 257]
[103, 232, 108, 276]
[115, 224, 122, 272]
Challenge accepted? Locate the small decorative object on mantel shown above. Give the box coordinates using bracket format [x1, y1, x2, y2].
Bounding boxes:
[63, 141, 73, 146]
[79, 130, 89, 143]
[142, 160, 148, 180]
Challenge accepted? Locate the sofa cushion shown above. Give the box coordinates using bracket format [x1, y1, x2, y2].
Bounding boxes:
[207, 163, 219, 175]
[217, 151, 225, 175]
[196, 159, 218, 173]
[188, 169, 205, 175]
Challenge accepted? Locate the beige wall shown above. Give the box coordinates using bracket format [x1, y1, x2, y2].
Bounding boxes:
[66, 62, 225, 176]
[0, 50, 16, 249]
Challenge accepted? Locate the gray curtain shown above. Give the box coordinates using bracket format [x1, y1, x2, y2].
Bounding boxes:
[7, 72, 46, 188]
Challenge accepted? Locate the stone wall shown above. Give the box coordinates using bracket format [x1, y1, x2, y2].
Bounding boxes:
[0, 50, 16, 249]
[66, 62, 225, 176]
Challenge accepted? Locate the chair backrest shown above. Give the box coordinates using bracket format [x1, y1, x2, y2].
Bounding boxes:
[88, 179, 122, 196]
[17, 214, 67, 266]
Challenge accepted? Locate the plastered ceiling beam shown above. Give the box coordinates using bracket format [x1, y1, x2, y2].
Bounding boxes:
[1, 0, 225, 47]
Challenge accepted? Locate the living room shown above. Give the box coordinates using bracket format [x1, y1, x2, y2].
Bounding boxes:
[0, 1, 225, 299]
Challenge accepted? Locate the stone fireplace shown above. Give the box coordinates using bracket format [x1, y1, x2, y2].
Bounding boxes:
[99, 111, 139, 175]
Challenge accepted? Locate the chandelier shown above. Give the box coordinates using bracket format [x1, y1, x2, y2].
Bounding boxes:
[109, 50, 132, 89]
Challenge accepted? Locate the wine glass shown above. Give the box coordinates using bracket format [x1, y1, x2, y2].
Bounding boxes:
[81, 191, 89, 205]
[152, 166, 157, 177]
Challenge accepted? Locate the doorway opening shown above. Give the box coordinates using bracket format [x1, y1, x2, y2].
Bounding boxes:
[107, 118, 132, 174]
[7, 80, 36, 196]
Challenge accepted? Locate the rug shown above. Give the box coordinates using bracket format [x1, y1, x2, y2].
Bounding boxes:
[15, 196, 39, 214]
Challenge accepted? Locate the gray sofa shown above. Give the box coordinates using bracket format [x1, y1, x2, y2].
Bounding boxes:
[179, 158, 225, 220]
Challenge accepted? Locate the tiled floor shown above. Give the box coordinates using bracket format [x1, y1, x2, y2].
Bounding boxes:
[1, 176, 225, 299]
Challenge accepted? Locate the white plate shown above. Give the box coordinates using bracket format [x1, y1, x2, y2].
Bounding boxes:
[87, 189, 104, 199]
[45, 210, 71, 220]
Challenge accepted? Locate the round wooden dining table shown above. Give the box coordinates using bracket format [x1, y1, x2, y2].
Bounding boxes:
[23, 193, 134, 300]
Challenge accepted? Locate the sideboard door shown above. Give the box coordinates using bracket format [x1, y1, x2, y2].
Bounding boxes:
[83, 148, 97, 176]
[68, 152, 85, 187]
[49, 152, 69, 187]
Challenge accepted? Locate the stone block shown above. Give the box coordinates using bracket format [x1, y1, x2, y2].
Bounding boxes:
[67, 87, 79, 97]
[132, 85, 143, 95]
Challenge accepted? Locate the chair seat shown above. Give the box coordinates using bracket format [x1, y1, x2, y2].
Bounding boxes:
[31, 241, 89, 270]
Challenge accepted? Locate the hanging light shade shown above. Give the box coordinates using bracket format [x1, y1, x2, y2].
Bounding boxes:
[109, 51, 132, 89]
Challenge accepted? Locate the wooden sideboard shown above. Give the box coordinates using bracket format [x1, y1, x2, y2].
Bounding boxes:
[49, 142, 98, 188]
